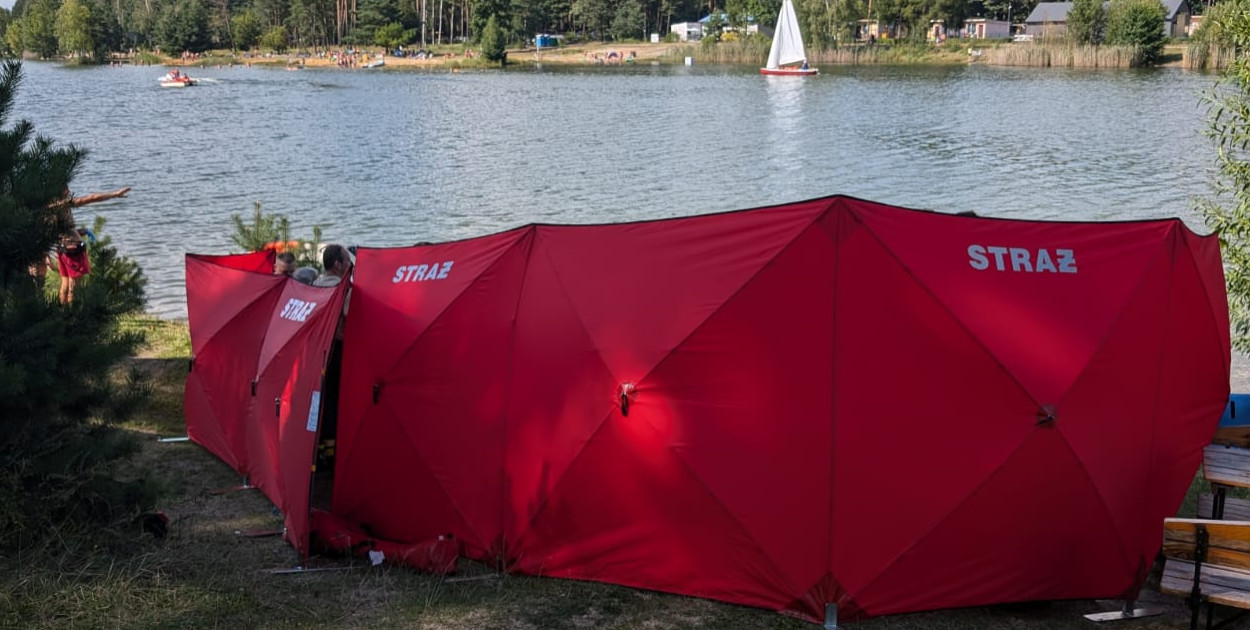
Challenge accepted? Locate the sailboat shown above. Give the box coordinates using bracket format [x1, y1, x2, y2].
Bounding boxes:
[761, 0, 818, 76]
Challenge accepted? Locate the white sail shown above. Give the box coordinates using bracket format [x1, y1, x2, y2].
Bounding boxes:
[765, 0, 808, 69]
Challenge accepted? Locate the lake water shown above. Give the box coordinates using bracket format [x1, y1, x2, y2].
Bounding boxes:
[18, 61, 1222, 318]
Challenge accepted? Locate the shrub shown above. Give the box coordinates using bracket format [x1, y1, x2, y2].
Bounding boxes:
[230, 201, 324, 269]
[0, 60, 156, 552]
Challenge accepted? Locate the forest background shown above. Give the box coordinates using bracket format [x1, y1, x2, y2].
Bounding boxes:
[0, 0, 1062, 65]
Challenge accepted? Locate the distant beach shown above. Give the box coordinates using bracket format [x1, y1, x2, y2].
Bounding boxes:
[164, 41, 693, 70]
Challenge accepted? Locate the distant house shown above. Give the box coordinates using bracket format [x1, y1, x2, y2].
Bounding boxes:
[1024, 2, 1081, 39]
[671, 22, 702, 42]
[964, 18, 1011, 39]
[1188, 14, 1205, 37]
[699, 11, 762, 36]
[1025, 0, 1190, 39]
[930, 18, 1010, 41]
[856, 19, 907, 41]
[1161, 0, 1190, 38]
[856, 19, 881, 41]
[928, 20, 958, 42]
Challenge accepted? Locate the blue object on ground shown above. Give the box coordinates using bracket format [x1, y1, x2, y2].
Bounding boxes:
[1219, 393, 1250, 427]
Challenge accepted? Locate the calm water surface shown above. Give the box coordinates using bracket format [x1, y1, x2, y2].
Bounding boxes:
[20, 61, 1220, 317]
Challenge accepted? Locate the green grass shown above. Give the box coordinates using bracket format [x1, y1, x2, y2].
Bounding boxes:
[0, 316, 1215, 628]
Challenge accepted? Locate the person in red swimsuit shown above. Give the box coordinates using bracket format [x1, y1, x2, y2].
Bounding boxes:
[35, 186, 130, 304]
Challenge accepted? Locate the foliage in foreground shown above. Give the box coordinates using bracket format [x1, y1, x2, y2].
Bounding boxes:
[1198, 4, 1250, 353]
[0, 59, 155, 553]
[230, 201, 324, 270]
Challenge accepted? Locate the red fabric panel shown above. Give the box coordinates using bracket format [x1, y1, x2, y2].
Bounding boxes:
[330, 196, 1231, 623]
[828, 208, 1039, 617]
[184, 254, 344, 557]
[311, 510, 458, 574]
[184, 256, 285, 473]
[247, 280, 347, 557]
[190, 251, 276, 273]
[849, 198, 1176, 405]
[333, 230, 532, 556]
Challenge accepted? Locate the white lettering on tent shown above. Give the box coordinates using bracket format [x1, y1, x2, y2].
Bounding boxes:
[391, 261, 455, 284]
[306, 391, 321, 432]
[1035, 249, 1056, 273]
[968, 246, 1078, 274]
[279, 298, 317, 322]
[1057, 249, 1077, 273]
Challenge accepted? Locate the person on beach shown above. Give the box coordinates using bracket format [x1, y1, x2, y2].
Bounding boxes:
[32, 186, 130, 300]
[55, 228, 92, 305]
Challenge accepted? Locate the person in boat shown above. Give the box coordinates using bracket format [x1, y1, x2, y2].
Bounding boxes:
[800, 60, 810, 70]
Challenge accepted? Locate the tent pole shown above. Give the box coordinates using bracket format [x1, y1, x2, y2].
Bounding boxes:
[824, 603, 837, 629]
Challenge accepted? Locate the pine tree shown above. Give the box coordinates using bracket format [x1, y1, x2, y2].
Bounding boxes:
[0, 60, 154, 552]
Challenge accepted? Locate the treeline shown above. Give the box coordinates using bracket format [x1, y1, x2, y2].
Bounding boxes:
[0, 0, 1195, 63]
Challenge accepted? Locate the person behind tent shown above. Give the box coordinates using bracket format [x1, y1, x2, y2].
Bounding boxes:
[292, 266, 318, 284]
[274, 252, 296, 276]
[313, 244, 353, 458]
[313, 244, 351, 289]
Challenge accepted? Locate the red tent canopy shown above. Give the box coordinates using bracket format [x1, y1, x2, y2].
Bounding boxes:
[191, 250, 276, 273]
[184, 253, 346, 556]
[330, 196, 1230, 621]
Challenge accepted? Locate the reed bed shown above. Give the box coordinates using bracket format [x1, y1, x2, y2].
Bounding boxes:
[669, 41, 970, 66]
[1185, 42, 1236, 70]
[980, 43, 1140, 68]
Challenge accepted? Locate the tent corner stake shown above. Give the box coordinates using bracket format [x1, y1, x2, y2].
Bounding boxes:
[823, 603, 837, 629]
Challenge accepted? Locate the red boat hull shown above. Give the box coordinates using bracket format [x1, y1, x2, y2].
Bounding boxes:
[760, 67, 819, 76]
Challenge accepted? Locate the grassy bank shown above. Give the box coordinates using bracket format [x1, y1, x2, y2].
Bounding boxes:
[0, 316, 1215, 629]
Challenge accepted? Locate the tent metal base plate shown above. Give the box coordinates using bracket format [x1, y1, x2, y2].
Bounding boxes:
[236, 528, 284, 538]
[207, 484, 255, 496]
[1083, 607, 1163, 622]
[445, 573, 502, 583]
[265, 566, 352, 575]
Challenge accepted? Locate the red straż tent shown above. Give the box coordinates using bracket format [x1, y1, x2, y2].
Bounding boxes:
[330, 196, 1230, 622]
[184, 253, 346, 557]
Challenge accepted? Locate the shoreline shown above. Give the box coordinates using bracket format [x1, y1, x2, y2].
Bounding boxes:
[145, 40, 1197, 71]
[161, 41, 693, 70]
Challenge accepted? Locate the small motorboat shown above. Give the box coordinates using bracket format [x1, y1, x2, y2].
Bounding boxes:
[159, 70, 195, 87]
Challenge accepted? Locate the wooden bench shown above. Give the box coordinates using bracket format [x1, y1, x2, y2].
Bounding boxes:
[1162, 518, 1250, 630]
[1201, 445, 1250, 521]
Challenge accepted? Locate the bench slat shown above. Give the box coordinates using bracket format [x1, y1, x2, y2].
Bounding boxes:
[1204, 445, 1250, 489]
[1197, 494, 1250, 521]
[1214, 426, 1250, 449]
[1162, 543, 1250, 572]
[1162, 559, 1250, 608]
